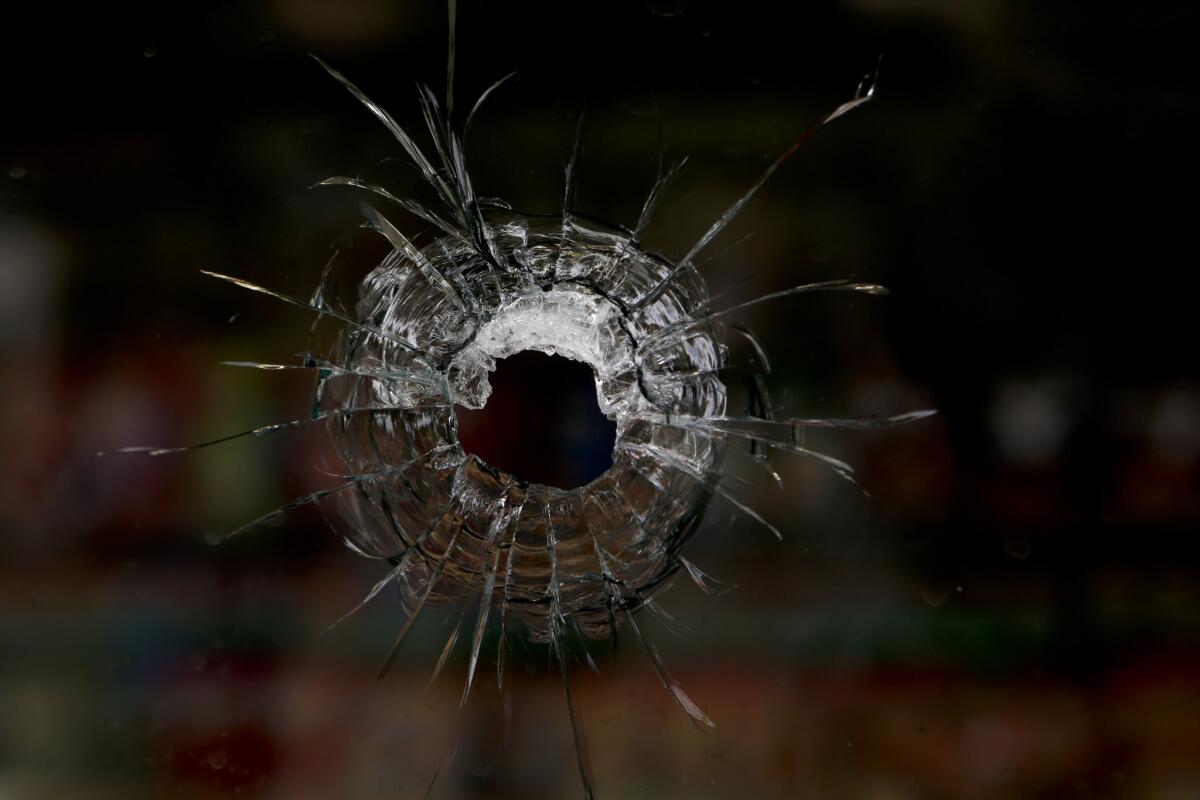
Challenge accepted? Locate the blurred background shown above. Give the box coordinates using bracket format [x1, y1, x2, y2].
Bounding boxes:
[2, 1, 1198, 797]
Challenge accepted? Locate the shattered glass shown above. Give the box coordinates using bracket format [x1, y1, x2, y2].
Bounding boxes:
[110, 51, 933, 798]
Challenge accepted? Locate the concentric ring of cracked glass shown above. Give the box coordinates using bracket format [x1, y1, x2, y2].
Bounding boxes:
[320, 214, 727, 641]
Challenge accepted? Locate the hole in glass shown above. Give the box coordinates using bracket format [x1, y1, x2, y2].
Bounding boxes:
[453, 351, 616, 490]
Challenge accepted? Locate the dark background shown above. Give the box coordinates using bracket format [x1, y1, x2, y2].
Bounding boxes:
[2, 1, 1198, 797]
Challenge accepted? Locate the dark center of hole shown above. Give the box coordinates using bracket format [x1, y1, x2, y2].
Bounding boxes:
[454, 351, 616, 490]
